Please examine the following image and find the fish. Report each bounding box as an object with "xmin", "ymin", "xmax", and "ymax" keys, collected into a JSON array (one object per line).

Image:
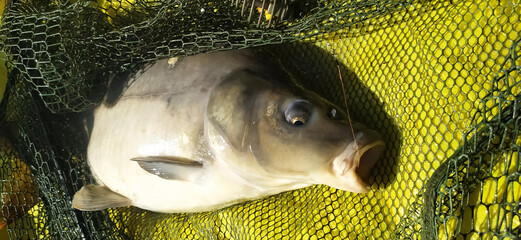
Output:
[{"xmin": 72, "ymin": 48, "xmax": 385, "ymax": 213}]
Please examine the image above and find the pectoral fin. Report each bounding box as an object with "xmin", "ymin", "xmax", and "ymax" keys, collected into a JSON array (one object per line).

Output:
[
  {"xmin": 72, "ymin": 185, "xmax": 131, "ymax": 211},
  {"xmin": 131, "ymin": 156, "xmax": 203, "ymax": 181}
]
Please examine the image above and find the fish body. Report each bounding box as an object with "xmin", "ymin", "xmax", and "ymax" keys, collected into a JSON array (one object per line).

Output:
[{"xmin": 73, "ymin": 48, "xmax": 385, "ymax": 213}]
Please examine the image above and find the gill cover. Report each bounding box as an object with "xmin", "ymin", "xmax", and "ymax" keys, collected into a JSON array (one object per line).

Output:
[{"xmin": 205, "ymin": 70, "xmax": 269, "ymax": 163}]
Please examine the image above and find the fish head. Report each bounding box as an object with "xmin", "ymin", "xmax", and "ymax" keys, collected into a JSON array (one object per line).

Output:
[
  {"xmin": 250, "ymin": 84, "xmax": 385, "ymax": 193},
  {"xmin": 206, "ymin": 57, "xmax": 385, "ymax": 194}
]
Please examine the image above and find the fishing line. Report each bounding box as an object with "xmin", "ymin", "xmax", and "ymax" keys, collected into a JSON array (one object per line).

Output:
[{"xmin": 336, "ymin": 64, "xmax": 360, "ymax": 168}]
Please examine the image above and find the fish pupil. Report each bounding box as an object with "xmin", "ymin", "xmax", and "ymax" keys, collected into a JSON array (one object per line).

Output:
[
  {"xmin": 293, "ymin": 120, "xmax": 304, "ymax": 126},
  {"xmin": 290, "ymin": 116, "xmax": 307, "ymax": 126}
]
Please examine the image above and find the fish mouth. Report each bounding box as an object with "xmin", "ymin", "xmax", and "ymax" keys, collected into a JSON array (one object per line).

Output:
[
  {"xmin": 330, "ymin": 131, "xmax": 385, "ymax": 192},
  {"xmin": 348, "ymin": 140, "xmax": 386, "ymax": 181}
]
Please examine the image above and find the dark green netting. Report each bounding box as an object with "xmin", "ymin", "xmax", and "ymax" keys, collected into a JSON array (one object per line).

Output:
[{"xmin": 0, "ymin": 0, "xmax": 520, "ymax": 239}]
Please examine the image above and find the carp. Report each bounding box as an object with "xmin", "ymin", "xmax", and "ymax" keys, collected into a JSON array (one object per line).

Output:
[{"xmin": 72, "ymin": 48, "xmax": 385, "ymax": 213}]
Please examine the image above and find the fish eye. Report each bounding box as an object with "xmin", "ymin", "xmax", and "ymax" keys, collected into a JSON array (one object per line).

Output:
[{"xmin": 284, "ymin": 100, "xmax": 312, "ymax": 126}]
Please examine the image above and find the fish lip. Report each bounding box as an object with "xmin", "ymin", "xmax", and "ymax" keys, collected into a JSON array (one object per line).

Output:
[
  {"xmin": 350, "ymin": 140, "xmax": 385, "ymax": 181},
  {"xmin": 333, "ymin": 140, "xmax": 386, "ymax": 182}
]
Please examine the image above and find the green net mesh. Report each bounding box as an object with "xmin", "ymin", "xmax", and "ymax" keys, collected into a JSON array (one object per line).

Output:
[{"xmin": 0, "ymin": 0, "xmax": 520, "ymax": 239}]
